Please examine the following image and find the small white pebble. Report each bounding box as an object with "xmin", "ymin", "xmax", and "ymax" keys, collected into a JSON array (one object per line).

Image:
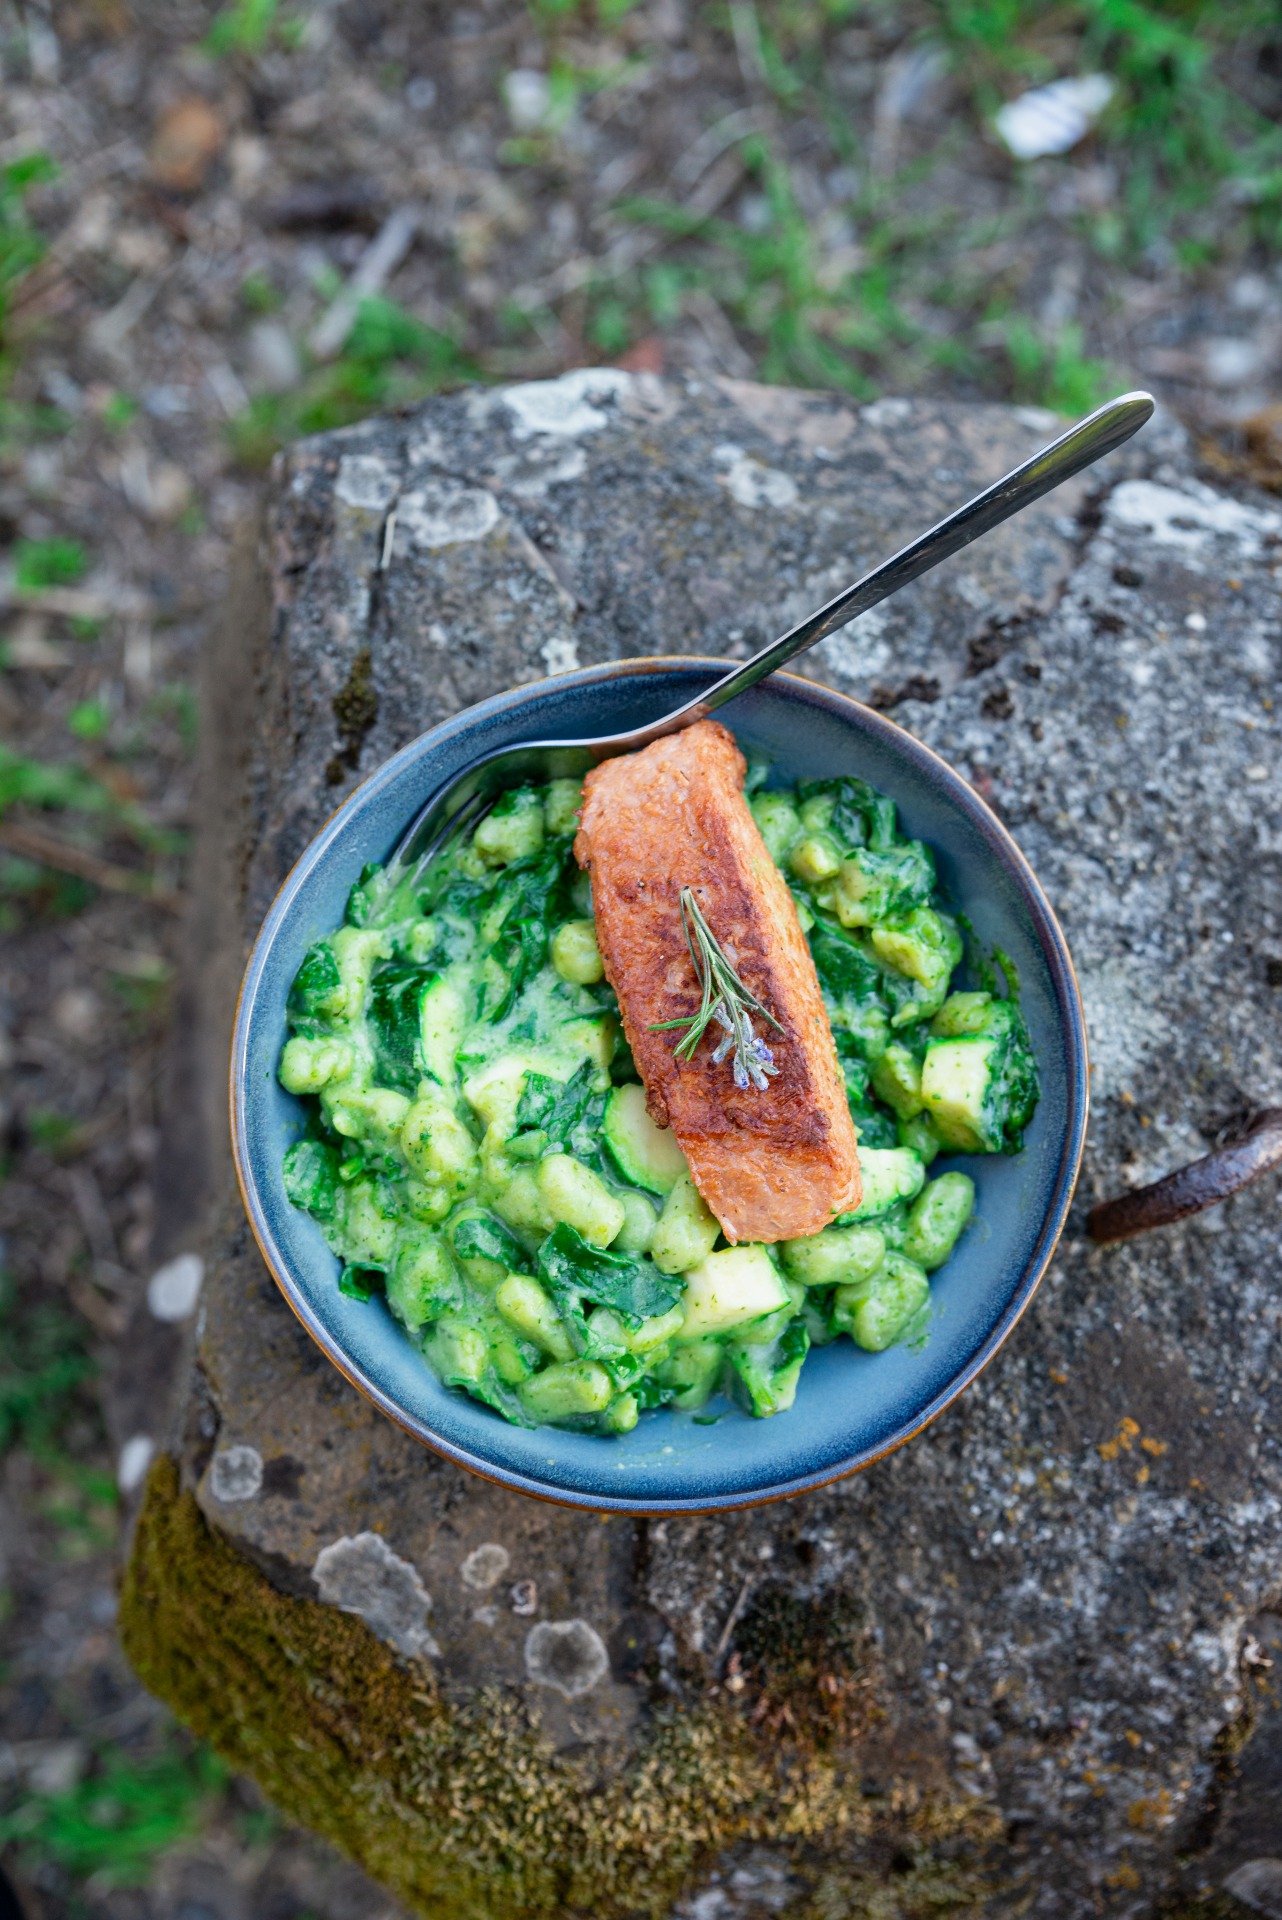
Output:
[
  {"xmin": 147, "ymin": 1252, "xmax": 204, "ymax": 1322},
  {"xmin": 460, "ymin": 1543, "xmax": 511, "ymax": 1590},
  {"xmin": 1185, "ymin": 611, "xmax": 1207, "ymax": 632},
  {"xmin": 1246, "ymin": 765, "xmax": 1268, "ymax": 782},
  {"xmin": 209, "ymin": 1443, "xmax": 263, "ymax": 1503},
  {"xmin": 117, "ymin": 1434, "xmax": 155, "ymax": 1494}
]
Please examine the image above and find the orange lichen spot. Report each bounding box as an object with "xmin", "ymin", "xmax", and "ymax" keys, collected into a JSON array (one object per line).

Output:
[
  {"xmin": 1120, "ymin": 1090, "xmax": 1135, "ymax": 1106},
  {"xmin": 1050, "ymin": 1369, "xmax": 1068, "ymax": 1385},
  {"xmin": 1136, "ymin": 1464, "xmax": 1150, "ymax": 1486},
  {"xmin": 1098, "ymin": 1417, "xmax": 1140, "ymax": 1462},
  {"xmin": 1227, "ymin": 577, "xmax": 1241, "ymax": 590},
  {"xmin": 1127, "ymin": 1790, "xmax": 1173, "ymax": 1832},
  {"xmin": 1124, "ymin": 1730, "xmax": 1142, "ymax": 1748},
  {"xmin": 1106, "ymin": 1862, "xmax": 1142, "ymax": 1892},
  {"xmin": 1139, "ymin": 1437, "xmax": 1168, "ymax": 1456}
]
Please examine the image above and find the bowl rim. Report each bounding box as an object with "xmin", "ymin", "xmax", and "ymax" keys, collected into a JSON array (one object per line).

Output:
[{"xmin": 230, "ymin": 656, "xmax": 1089, "ymax": 1515}]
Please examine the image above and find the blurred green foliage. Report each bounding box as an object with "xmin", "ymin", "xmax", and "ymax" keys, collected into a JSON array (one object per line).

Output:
[
  {"xmin": 229, "ymin": 294, "xmax": 477, "ymax": 468},
  {"xmin": 205, "ymin": 0, "xmax": 303, "ymax": 57},
  {"xmin": 0, "ymin": 1742, "xmax": 228, "ymax": 1885},
  {"xmin": 0, "ymin": 1268, "xmax": 95, "ymax": 1457},
  {"xmin": 496, "ymin": 0, "xmax": 1278, "ymax": 410},
  {"xmin": 13, "ymin": 535, "xmax": 88, "ymax": 591},
  {"xmin": 0, "ymin": 152, "xmax": 56, "ymax": 344}
]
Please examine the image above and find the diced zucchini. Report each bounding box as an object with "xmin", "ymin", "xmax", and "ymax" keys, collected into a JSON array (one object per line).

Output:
[
  {"xmin": 536, "ymin": 1153, "xmax": 625, "ymax": 1249},
  {"xmin": 780, "ymin": 1223, "xmax": 886, "ymax": 1288},
  {"xmin": 495, "ymin": 1273, "xmax": 575, "ymax": 1361},
  {"xmin": 847, "ymin": 1146, "xmax": 927, "ymax": 1219},
  {"xmin": 603, "ymin": 1391, "xmax": 639, "ymax": 1434},
  {"xmin": 602, "ymin": 1083, "xmax": 688, "ymax": 1196},
  {"xmin": 518, "ymin": 1360, "xmax": 613, "ymax": 1422},
  {"xmin": 869, "ymin": 907, "xmax": 960, "ymax": 993},
  {"xmin": 930, "ymin": 991, "xmax": 992, "ymax": 1037},
  {"xmin": 677, "ymin": 1245, "xmax": 789, "ymax": 1341},
  {"xmin": 419, "ymin": 977, "xmax": 465, "ymax": 1085},
  {"xmin": 727, "ymin": 1320, "xmax": 809, "ymax": 1417},
  {"xmin": 869, "ymin": 1042, "xmax": 924, "ymax": 1119},
  {"xmin": 649, "ymin": 1173, "xmax": 720, "ymax": 1276},
  {"xmin": 551, "ymin": 919, "xmax": 604, "ymax": 985},
  {"xmin": 657, "ymin": 1340, "xmax": 724, "ymax": 1410},
  {"xmin": 919, "ymin": 1036, "xmax": 998, "ymax": 1153},
  {"xmin": 821, "ymin": 843, "xmax": 933, "ymax": 930},
  {"xmin": 732, "ymin": 1280, "xmax": 804, "ymax": 1345},
  {"xmin": 559, "ymin": 1014, "xmax": 616, "ymax": 1072}
]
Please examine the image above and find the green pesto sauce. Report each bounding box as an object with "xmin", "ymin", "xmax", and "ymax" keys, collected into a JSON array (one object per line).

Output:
[{"xmin": 278, "ymin": 768, "xmax": 1039, "ymax": 1433}]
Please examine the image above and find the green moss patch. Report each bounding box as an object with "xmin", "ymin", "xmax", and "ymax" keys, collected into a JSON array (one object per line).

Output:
[{"xmin": 121, "ymin": 1456, "xmax": 1001, "ymax": 1919}]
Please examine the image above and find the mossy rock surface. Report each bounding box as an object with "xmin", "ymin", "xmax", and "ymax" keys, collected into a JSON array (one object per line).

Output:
[
  {"xmin": 122, "ymin": 1455, "xmax": 1002, "ymax": 1920},
  {"xmin": 123, "ymin": 374, "xmax": 1282, "ymax": 1917}
]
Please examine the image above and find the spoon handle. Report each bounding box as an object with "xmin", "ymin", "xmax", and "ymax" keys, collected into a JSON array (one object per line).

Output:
[{"xmin": 618, "ymin": 389, "xmax": 1154, "ymax": 751}]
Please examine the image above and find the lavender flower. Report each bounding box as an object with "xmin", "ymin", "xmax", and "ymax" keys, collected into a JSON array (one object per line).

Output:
[{"xmin": 648, "ymin": 889, "xmax": 784, "ymax": 1092}]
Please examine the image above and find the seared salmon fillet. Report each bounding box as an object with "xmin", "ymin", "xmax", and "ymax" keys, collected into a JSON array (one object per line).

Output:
[{"xmin": 575, "ymin": 720, "xmax": 861, "ymax": 1243}]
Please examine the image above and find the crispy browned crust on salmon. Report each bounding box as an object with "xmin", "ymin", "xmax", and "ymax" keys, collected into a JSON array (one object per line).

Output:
[{"xmin": 574, "ymin": 719, "xmax": 861, "ymax": 1243}]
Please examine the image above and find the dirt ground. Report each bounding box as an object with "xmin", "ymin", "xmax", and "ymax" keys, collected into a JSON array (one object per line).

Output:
[{"xmin": 1, "ymin": 1, "xmax": 1279, "ymax": 1914}]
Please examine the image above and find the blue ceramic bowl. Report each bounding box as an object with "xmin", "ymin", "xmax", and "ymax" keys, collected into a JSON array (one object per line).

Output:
[{"xmin": 232, "ymin": 660, "xmax": 1087, "ymax": 1514}]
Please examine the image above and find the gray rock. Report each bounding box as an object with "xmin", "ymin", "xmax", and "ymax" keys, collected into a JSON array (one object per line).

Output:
[{"xmin": 130, "ymin": 372, "xmax": 1282, "ymax": 1916}]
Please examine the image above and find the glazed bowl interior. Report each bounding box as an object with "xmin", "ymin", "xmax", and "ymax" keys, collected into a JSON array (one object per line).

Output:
[{"xmin": 232, "ymin": 660, "xmax": 1087, "ymax": 1513}]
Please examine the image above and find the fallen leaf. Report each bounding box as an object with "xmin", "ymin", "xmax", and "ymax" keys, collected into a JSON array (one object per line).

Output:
[{"xmin": 149, "ymin": 96, "xmax": 224, "ymax": 194}]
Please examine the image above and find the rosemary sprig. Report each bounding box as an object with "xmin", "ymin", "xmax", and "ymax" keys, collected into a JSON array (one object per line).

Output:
[{"xmin": 648, "ymin": 887, "xmax": 784, "ymax": 1091}]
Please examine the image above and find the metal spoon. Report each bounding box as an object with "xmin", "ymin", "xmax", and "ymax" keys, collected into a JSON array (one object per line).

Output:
[{"xmin": 391, "ymin": 389, "xmax": 1154, "ymax": 874}]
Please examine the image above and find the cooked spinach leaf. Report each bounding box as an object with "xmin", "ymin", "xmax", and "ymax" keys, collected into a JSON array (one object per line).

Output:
[
  {"xmin": 283, "ymin": 1138, "xmax": 341, "ymax": 1219},
  {"xmin": 368, "ymin": 962, "xmax": 435, "ymax": 1090},
  {"xmin": 515, "ymin": 1059, "xmax": 607, "ymax": 1157},
  {"xmin": 451, "ymin": 1211, "xmax": 528, "ymax": 1273},
  {"xmin": 289, "ymin": 941, "xmax": 342, "ymax": 1017},
  {"xmin": 537, "ymin": 1223, "xmax": 683, "ymax": 1348}
]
